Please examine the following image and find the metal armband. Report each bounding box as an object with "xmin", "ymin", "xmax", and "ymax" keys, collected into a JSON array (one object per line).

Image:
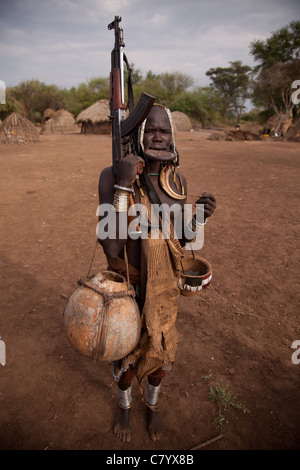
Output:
[
  {"xmin": 113, "ymin": 188, "xmax": 130, "ymax": 212},
  {"xmin": 186, "ymin": 215, "xmax": 207, "ymax": 236}
]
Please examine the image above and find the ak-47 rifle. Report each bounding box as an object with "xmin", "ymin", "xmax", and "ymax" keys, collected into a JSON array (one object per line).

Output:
[
  {"xmin": 108, "ymin": 16, "xmax": 155, "ymax": 236},
  {"xmin": 108, "ymin": 16, "xmax": 155, "ymax": 180}
]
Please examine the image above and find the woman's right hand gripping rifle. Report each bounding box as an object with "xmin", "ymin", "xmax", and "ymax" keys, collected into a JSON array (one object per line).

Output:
[{"xmin": 118, "ymin": 154, "xmax": 145, "ymax": 189}]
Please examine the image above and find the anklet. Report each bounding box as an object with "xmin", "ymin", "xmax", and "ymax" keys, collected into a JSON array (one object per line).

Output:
[
  {"xmin": 119, "ymin": 403, "xmax": 131, "ymax": 410},
  {"xmin": 146, "ymin": 382, "xmax": 161, "ymax": 408},
  {"xmin": 118, "ymin": 386, "xmax": 132, "ymax": 409},
  {"xmin": 144, "ymin": 400, "xmax": 160, "ymax": 412}
]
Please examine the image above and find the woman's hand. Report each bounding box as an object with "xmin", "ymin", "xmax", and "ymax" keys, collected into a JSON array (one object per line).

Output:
[{"xmin": 118, "ymin": 154, "xmax": 145, "ymax": 187}]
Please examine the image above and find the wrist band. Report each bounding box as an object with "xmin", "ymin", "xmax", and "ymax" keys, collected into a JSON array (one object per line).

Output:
[
  {"xmin": 114, "ymin": 184, "xmax": 134, "ymax": 194},
  {"xmin": 186, "ymin": 220, "xmax": 197, "ymax": 238},
  {"xmin": 192, "ymin": 214, "xmax": 207, "ymax": 228},
  {"xmin": 113, "ymin": 189, "xmax": 130, "ymax": 212},
  {"xmin": 186, "ymin": 216, "xmax": 206, "ymax": 234}
]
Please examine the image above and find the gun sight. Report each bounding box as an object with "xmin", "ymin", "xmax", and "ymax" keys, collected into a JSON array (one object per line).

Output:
[{"xmin": 108, "ymin": 16, "xmax": 122, "ymax": 30}]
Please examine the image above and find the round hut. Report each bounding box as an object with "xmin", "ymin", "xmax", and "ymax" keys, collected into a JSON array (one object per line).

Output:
[
  {"xmin": 285, "ymin": 118, "xmax": 300, "ymax": 142},
  {"xmin": 76, "ymin": 99, "xmax": 111, "ymax": 134},
  {"xmin": 0, "ymin": 113, "xmax": 40, "ymax": 143},
  {"xmin": 41, "ymin": 108, "xmax": 55, "ymax": 128},
  {"xmin": 171, "ymin": 111, "xmax": 192, "ymax": 132},
  {"xmin": 41, "ymin": 108, "xmax": 79, "ymax": 134},
  {"xmin": 262, "ymin": 114, "xmax": 293, "ymax": 137}
]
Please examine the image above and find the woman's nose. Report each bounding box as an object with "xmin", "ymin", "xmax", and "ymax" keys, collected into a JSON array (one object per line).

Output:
[{"xmin": 153, "ymin": 130, "xmax": 162, "ymax": 140}]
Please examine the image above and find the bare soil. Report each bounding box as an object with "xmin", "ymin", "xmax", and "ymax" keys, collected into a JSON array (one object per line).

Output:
[{"xmin": 0, "ymin": 129, "xmax": 299, "ymax": 450}]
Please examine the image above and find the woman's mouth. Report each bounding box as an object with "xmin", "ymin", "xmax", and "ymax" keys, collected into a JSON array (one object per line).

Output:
[{"xmin": 144, "ymin": 148, "xmax": 176, "ymax": 162}]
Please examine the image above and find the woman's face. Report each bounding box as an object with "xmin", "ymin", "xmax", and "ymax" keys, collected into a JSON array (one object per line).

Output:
[{"xmin": 143, "ymin": 107, "xmax": 172, "ymax": 153}]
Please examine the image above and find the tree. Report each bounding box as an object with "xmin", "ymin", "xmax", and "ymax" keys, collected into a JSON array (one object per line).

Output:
[
  {"xmin": 206, "ymin": 61, "xmax": 252, "ymax": 122},
  {"xmin": 250, "ymin": 22, "xmax": 300, "ymax": 118},
  {"xmin": 63, "ymin": 77, "xmax": 110, "ymax": 116},
  {"xmin": 0, "ymin": 89, "xmax": 23, "ymax": 121},
  {"xmin": 159, "ymin": 72, "xmax": 194, "ymax": 101},
  {"xmin": 134, "ymin": 73, "xmax": 168, "ymax": 105},
  {"xmin": 9, "ymin": 80, "xmax": 66, "ymax": 122},
  {"xmin": 133, "ymin": 70, "xmax": 194, "ymax": 107},
  {"xmin": 252, "ymin": 60, "xmax": 300, "ymax": 116},
  {"xmin": 169, "ymin": 87, "xmax": 222, "ymax": 127},
  {"xmin": 87, "ymin": 77, "xmax": 110, "ymax": 97},
  {"xmin": 250, "ymin": 21, "xmax": 300, "ymax": 70}
]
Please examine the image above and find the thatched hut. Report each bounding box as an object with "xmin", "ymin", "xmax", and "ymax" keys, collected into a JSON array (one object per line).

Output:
[
  {"xmin": 0, "ymin": 113, "xmax": 40, "ymax": 143},
  {"xmin": 285, "ymin": 118, "xmax": 300, "ymax": 142},
  {"xmin": 41, "ymin": 109, "xmax": 79, "ymax": 134},
  {"xmin": 76, "ymin": 100, "xmax": 111, "ymax": 134},
  {"xmin": 171, "ymin": 111, "xmax": 192, "ymax": 132},
  {"xmin": 262, "ymin": 114, "xmax": 293, "ymax": 137},
  {"xmin": 41, "ymin": 108, "xmax": 56, "ymax": 125}
]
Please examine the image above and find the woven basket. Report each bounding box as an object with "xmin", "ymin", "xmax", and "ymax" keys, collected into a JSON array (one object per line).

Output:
[{"xmin": 176, "ymin": 256, "xmax": 212, "ymax": 296}]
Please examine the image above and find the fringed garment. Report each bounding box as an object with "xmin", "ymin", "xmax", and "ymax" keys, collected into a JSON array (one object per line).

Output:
[{"xmin": 106, "ymin": 185, "xmax": 184, "ymax": 392}]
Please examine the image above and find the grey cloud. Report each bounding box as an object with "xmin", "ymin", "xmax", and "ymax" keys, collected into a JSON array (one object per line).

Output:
[{"xmin": 0, "ymin": 0, "xmax": 299, "ymax": 88}]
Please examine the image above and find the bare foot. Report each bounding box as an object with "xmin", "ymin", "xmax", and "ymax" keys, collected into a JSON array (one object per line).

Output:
[
  {"xmin": 114, "ymin": 407, "xmax": 131, "ymax": 442},
  {"xmin": 147, "ymin": 408, "xmax": 163, "ymax": 441}
]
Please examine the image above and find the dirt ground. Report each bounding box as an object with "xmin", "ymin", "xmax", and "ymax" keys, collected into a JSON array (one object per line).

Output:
[{"xmin": 0, "ymin": 128, "xmax": 299, "ymax": 451}]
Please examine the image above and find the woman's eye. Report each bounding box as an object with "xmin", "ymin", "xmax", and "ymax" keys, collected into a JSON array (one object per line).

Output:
[{"xmin": 144, "ymin": 129, "xmax": 170, "ymax": 134}]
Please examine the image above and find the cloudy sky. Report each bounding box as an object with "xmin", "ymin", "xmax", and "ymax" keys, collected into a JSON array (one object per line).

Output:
[{"xmin": 1, "ymin": 0, "xmax": 299, "ymax": 90}]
